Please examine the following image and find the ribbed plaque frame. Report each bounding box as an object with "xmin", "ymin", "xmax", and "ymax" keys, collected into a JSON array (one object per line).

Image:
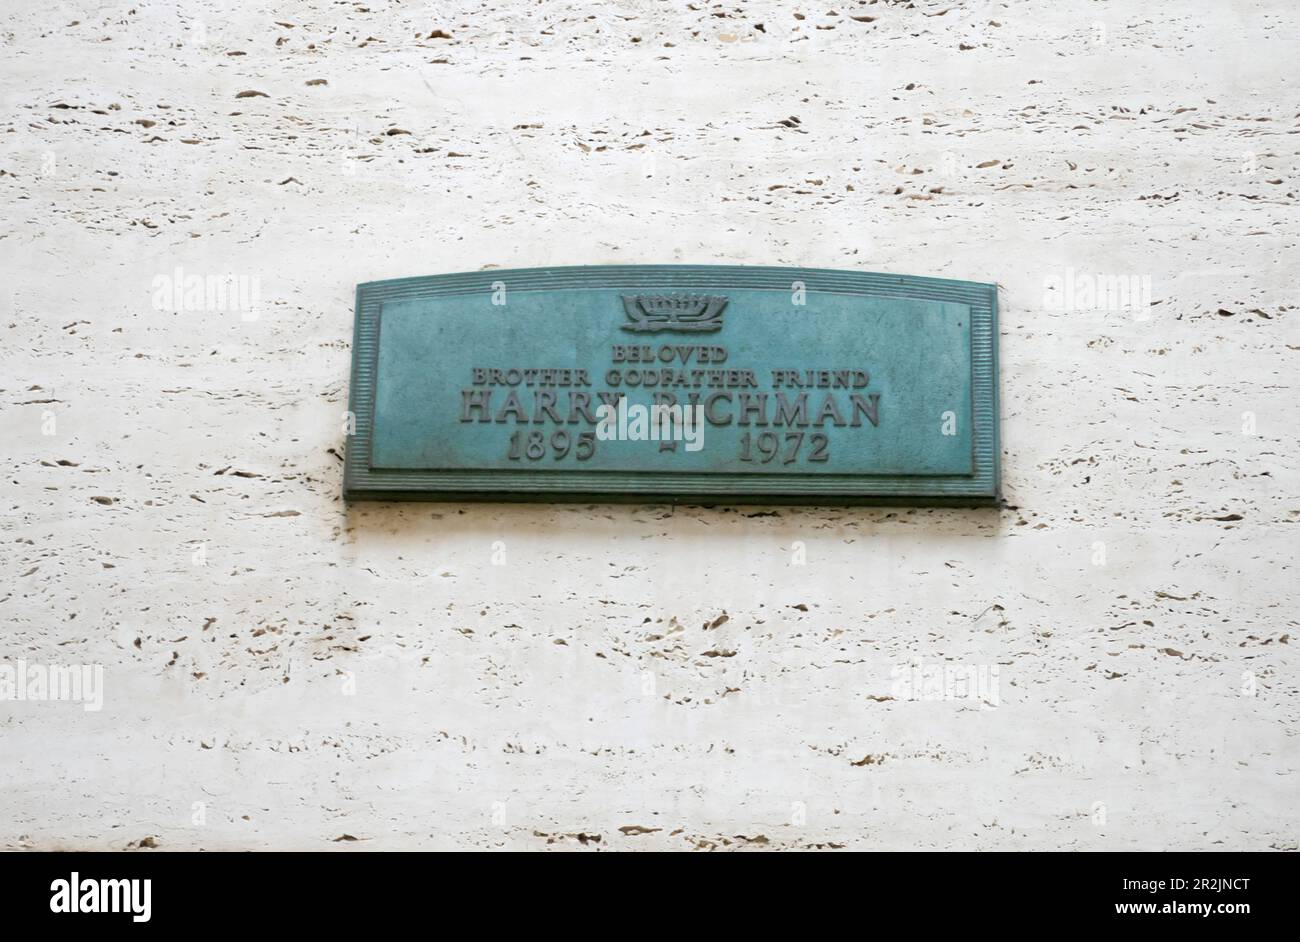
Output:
[{"xmin": 344, "ymin": 265, "xmax": 1000, "ymax": 505}]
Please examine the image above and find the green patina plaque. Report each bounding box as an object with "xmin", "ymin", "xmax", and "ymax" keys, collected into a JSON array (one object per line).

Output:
[{"xmin": 344, "ymin": 265, "xmax": 1000, "ymax": 504}]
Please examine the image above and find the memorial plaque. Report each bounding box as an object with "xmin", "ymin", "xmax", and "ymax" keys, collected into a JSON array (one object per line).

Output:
[{"xmin": 344, "ymin": 266, "xmax": 1000, "ymax": 504}]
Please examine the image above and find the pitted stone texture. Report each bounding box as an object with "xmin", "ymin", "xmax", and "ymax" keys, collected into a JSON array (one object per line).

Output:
[{"xmin": 0, "ymin": 1, "xmax": 1295, "ymax": 850}]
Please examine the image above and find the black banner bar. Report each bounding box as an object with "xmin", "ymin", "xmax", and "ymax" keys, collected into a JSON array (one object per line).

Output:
[{"xmin": 0, "ymin": 851, "xmax": 1288, "ymax": 930}]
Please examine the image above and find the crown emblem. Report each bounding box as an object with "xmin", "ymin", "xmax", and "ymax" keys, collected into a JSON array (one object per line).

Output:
[{"xmin": 620, "ymin": 294, "xmax": 727, "ymax": 333}]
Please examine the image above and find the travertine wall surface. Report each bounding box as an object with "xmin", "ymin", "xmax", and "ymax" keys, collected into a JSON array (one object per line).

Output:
[{"xmin": 1, "ymin": 1, "xmax": 1296, "ymax": 850}]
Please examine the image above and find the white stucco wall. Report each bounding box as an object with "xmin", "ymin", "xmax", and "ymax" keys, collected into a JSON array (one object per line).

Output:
[{"xmin": 2, "ymin": 0, "xmax": 1296, "ymax": 850}]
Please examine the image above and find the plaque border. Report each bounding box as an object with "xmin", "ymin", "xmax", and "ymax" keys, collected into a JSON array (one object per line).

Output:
[{"xmin": 344, "ymin": 265, "xmax": 1000, "ymax": 506}]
